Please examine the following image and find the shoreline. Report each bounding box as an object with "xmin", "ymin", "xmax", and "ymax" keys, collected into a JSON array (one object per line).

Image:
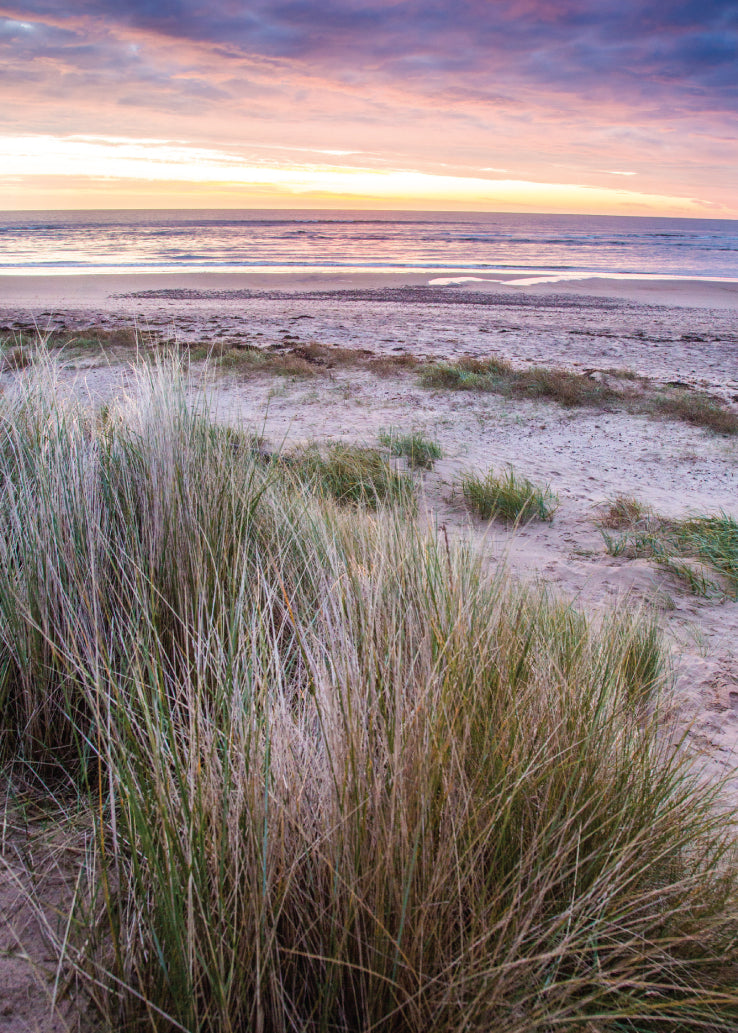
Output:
[{"xmin": 2, "ymin": 269, "xmax": 738, "ymax": 310}]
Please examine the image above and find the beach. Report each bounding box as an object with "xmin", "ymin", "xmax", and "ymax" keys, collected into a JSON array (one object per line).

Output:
[
  {"xmin": 2, "ymin": 269, "xmax": 738, "ymax": 1030},
  {"xmin": 2, "ymin": 269, "xmax": 737, "ymax": 772}
]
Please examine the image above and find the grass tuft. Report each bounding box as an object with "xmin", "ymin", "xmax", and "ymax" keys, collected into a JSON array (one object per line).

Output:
[
  {"xmin": 287, "ymin": 442, "xmax": 415, "ymax": 507},
  {"xmin": 378, "ymin": 427, "xmax": 442, "ymax": 468},
  {"xmin": 598, "ymin": 497, "xmax": 738, "ymax": 598},
  {"xmin": 462, "ymin": 465, "xmax": 558, "ymax": 523},
  {"xmin": 598, "ymin": 494, "xmax": 650, "ymax": 530}
]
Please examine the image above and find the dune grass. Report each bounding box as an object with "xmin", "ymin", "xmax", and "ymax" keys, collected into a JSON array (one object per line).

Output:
[
  {"xmin": 378, "ymin": 427, "xmax": 443, "ymax": 469},
  {"xmin": 420, "ymin": 357, "xmax": 738, "ymax": 434},
  {"xmin": 214, "ymin": 341, "xmax": 419, "ymax": 379},
  {"xmin": 419, "ymin": 357, "xmax": 620, "ymax": 407},
  {"xmin": 650, "ymin": 390, "xmax": 738, "ymax": 435},
  {"xmin": 6, "ymin": 331, "xmax": 737, "ymax": 436},
  {"xmin": 0, "ymin": 356, "xmax": 737, "ymax": 1031},
  {"xmin": 286, "ymin": 441, "xmax": 415, "ymax": 507},
  {"xmin": 1, "ymin": 325, "xmax": 150, "ymax": 360},
  {"xmin": 216, "ymin": 343, "xmax": 321, "ymax": 377},
  {"xmin": 598, "ymin": 496, "xmax": 738, "ymax": 598},
  {"xmin": 462, "ymin": 465, "xmax": 559, "ymax": 523}
]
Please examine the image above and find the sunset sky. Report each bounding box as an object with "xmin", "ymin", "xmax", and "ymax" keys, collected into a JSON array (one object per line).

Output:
[{"xmin": 0, "ymin": 1, "xmax": 736, "ymax": 215}]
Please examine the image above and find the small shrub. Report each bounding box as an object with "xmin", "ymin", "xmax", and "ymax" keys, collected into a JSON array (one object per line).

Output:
[
  {"xmin": 462, "ymin": 466, "xmax": 558, "ymax": 523},
  {"xmin": 378, "ymin": 428, "xmax": 442, "ymax": 469}
]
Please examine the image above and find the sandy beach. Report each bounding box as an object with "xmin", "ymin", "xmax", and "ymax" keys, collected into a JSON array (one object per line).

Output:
[
  {"xmin": 2, "ymin": 269, "xmax": 737, "ymax": 756},
  {"xmin": 3, "ymin": 270, "xmax": 738, "ymax": 391},
  {"xmin": 2, "ymin": 270, "xmax": 738, "ymax": 1030}
]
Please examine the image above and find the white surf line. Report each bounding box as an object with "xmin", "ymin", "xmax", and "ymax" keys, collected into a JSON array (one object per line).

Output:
[{"xmin": 428, "ymin": 272, "xmax": 738, "ymax": 287}]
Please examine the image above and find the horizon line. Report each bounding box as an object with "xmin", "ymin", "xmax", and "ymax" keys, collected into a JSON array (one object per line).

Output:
[{"xmin": 2, "ymin": 206, "xmax": 737, "ymax": 223}]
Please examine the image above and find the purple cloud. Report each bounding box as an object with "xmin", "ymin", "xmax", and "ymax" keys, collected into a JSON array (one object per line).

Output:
[{"xmin": 1, "ymin": 0, "xmax": 736, "ymax": 114}]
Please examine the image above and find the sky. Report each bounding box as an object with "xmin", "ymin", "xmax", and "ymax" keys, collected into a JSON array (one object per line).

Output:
[{"xmin": 0, "ymin": 0, "xmax": 737, "ymax": 215}]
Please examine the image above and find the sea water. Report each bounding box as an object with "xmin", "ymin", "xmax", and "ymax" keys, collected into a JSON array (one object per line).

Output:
[{"xmin": 0, "ymin": 209, "xmax": 737, "ymax": 280}]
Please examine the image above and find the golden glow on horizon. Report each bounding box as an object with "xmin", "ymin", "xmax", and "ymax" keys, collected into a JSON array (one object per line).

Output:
[{"xmin": 0, "ymin": 135, "xmax": 726, "ymax": 216}]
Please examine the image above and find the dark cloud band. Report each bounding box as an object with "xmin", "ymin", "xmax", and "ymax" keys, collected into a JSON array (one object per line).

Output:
[{"xmin": 2, "ymin": 0, "xmax": 737, "ymax": 112}]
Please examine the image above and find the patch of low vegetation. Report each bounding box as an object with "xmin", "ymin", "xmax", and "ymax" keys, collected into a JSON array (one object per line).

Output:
[
  {"xmin": 366, "ymin": 352, "xmax": 419, "ymax": 374},
  {"xmin": 462, "ymin": 465, "xmax": 558, "ymax": 523},
  {"xmin": 651, "ymin": 389, "xmax": 738, "ymax": 435},
  {"xmin": 419, "ymin": 357, "xmax": 618, "ymax": 407},
  {"xmin": 512, "ymin": 366, "xmax": 620, "ymax": 406},
  {"xmin": 1, "ymin": 326, "xmax": 164, "ymax": 368},
  {"xmin": 64, "ymin": 326, "xmax": 143, "ymax": 352},
  {"xmin": 378, "ymin": 427, "xmax": 443, "ymax": 468},
  {"xmin": 217, "ymin": 344, "xmax": 319, "ymax": 377},
  {"xmin": 420, "ymin": 357, "xmax": 738, "ymax": 435},
  {"xmin": 598, "ymin": 495, "xmax": 738, "ymax": 598},
  {"xmin": 287, "ymin": 442, "xmax": 415, "ymax": 507},
  {"xmin": 419, "ymin": 355, "xmax": 514, "ymax": 390},
  {"xmin": 213, "ymin": 340, "xmax": 422, "ymax": 379},
  {"xmin": 1, "ymin": 355, "xmax": 738, "ymax": 1032}
]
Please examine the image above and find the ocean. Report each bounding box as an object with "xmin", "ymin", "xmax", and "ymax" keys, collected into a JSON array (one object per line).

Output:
[{"xmin": 0, "ymin": 209, "xmax": 737, "ymax": 281}]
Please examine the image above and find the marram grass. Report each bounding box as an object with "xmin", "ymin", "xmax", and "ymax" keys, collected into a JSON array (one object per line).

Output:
[
  {"xmin": 599, "ymin": 495, "xmax": 738, "ymax": 599},
  {"xmin": 0, "ymin": 354, "xmax": 737, "ymax": 1032},
  {"xmin": 378, "ymin": 427, "xmax": 443, "ymax": 469},
  {"xmin": 462, "ymin": 465, "xmax": 559, "ymax": 523}
]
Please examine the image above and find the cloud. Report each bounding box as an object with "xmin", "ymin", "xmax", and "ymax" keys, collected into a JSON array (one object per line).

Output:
[
  {"xmin": 0, "ymin": 2, "xmax": 736, "ymax": 213},
  {"xmin": 0, "ymin": 133, "xmax": 717, "ymax": 215},
  {"xmin": 2, "ymin": 1, "xmax": 737, "ymax": 113}
]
